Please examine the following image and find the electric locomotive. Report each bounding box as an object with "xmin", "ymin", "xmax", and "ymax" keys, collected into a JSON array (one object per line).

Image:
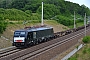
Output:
[{"xmin": 12, "ymin": 26, "xmax": 54, "ymax": 47}]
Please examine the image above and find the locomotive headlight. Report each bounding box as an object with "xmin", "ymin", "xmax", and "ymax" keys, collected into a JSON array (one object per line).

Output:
[{"xmin": 32, "ymin": 41, "xmax": 33, "ymax": 42}]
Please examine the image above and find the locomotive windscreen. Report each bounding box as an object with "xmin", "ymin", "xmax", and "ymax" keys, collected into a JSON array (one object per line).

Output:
[{"xmin": 14, "ymin": 31, "xmax": 26, "ymax": 37}]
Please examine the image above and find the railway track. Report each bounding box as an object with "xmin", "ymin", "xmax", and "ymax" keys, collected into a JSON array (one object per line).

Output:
[
  {"xmin": 0, "ymin": 46, "xmax": 17, "ymax": 55},
  {"xmin": 15, "ymin": 30, "xmax": 85, "ymax": 60},
  {"xmin": 0, "ymin": 26, "xmax": 90, "ymax": 60},
  {"xmin": 0, "ymin": 46, "xmax": 24, "ymax": 59},
  {"xmin": 0, "ymin": 49, "xmax": 22, "ymax": 58},
  {"xmin": 0, "ymin": 46, "xmax": 16, "ymax": 54}
]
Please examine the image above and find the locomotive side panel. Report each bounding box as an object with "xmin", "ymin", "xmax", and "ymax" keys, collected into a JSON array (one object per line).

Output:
[
  {"xmin": 32, "ymin": 28, "xmax": 54, "ymax": 43},
  {"xmin": 36, "ymin": 28, "xmax": 54, "ymax": 38}
]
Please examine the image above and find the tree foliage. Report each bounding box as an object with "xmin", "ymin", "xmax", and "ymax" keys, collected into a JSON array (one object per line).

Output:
[
  {"xmin": 37, "ymin": 4, "xmax": 60, "ymax": 19},
  {"xmin": 56, "ymin": 15, "xmax": 73, "ymax": 26},
  {"xmin": 0, "ymin": 0, "xmax": 90, "ymax": 16},
  {"xmin": 0, "ymin": 0, "xmax": 90, "ymax": 26}
]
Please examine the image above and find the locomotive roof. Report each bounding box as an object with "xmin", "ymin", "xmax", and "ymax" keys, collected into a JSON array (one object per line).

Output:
[{"xmin": 15, "ymin": 26, "xmax": 53, "ymax": 32}]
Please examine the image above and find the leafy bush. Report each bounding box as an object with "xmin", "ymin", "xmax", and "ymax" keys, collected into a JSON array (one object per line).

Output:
[
  {"xmin": 82, "ymin": 36, "xmax": 90, "ymax": 43},
  {"xmin": 25, "ymin": 10, "xmax": 32, "ymax": 15},
  {"xmin": 56, "ymin": 15, "xmax": 73, "ymax": 26},
  {"xmin": 0, "ymin": 21, "xmax": 8, "ymax": 34},
  {"xmin": 0, "ymin": 8, "xmax": 31, "ymax": 20},
  {"xmin": 0, "ymin": 8, "xmax": 41, "ymax": 20}
]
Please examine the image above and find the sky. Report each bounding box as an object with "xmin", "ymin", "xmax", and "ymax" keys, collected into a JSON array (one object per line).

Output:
[{"xmin": 65, "ymin": 0, "xmax": 90, "ymax": 8}]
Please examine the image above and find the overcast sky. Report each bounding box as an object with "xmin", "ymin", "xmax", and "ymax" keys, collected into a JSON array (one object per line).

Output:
[{"xmin": 65, "ymin": 0, "xmax": 90, "ymax": 8}]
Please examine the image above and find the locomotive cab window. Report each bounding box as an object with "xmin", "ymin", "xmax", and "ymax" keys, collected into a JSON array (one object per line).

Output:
[
  {"xmin": 14, "ymin": 31, "xmax": 26, "ymax": 37},
  {"xmin": 20, "ymin": 32, "xmax": 25, "ymax": 37}
]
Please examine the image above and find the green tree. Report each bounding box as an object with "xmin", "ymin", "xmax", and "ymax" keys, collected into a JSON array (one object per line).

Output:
[
  {"xmin": 11, "ymin": 0, "xmax": 28, "ymax": 10},
  {"xmin": 56, "ymin": 15, "xmax": 73, "ymax": 26},
  {"xmin": 37, "ymin": 4, "xmax": 60, "ymax": 19}
]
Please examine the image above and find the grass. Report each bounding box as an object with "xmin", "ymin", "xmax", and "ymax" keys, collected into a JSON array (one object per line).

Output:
[
  {"xmin": 44, "ymin": 20, "xmax": 60, "ymax": 25},
  {"xmin": 0, "ymin": 38, "xmax": 12, "ymax": 49},
  {"xmin": 68, "ymin": 57, "xmax": 77, "ymax": 60},
  {"xmin": 68, "ymin": 22, "xmax": 84, "ymax": 29},
  {"xmin": 68, "ymin": 43, "xmax": 90, "ymax": 60}
]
